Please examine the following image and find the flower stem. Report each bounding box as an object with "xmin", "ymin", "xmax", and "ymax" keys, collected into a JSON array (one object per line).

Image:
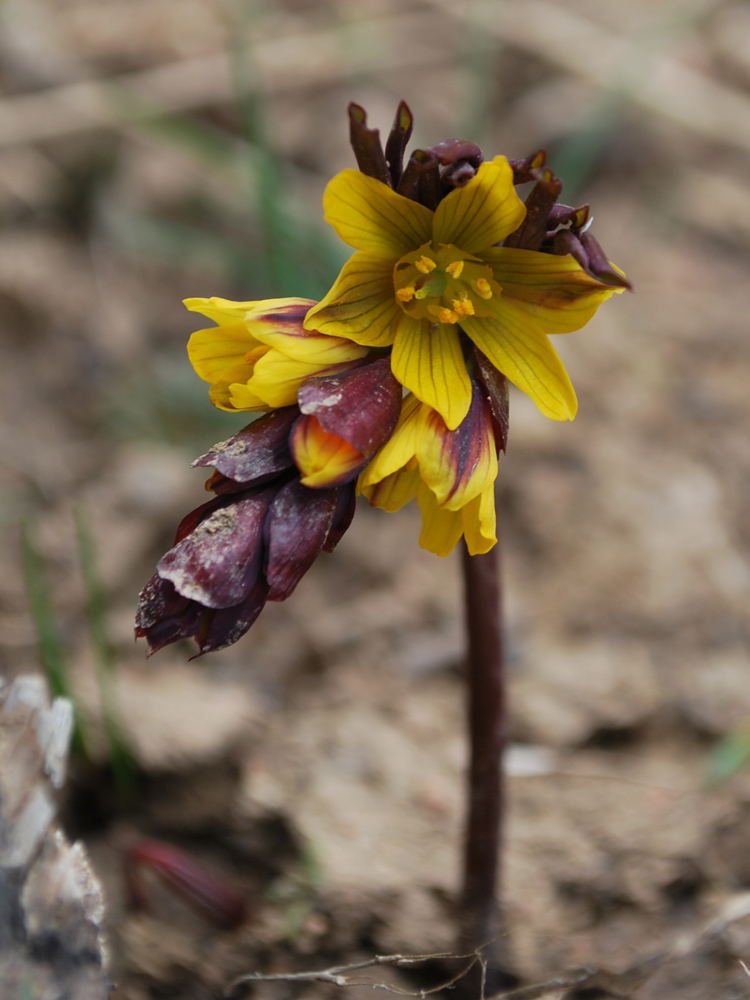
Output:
[{"xmin": 459, "ymin": 539, "xmax": 506, "ymax": 962}]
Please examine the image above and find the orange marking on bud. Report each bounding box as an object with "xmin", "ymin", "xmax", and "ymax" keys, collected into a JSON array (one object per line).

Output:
[{"xmin": 292, "ymin": 415, "xmax": 364, "ymax": 488}]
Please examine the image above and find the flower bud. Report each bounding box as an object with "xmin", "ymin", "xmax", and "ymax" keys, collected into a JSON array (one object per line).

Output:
[
  {"xmin": 136, "ymin": 414, "xmax": 360, "ymax": 655},
  {"xmin": 290, "ymin": 358, "xmax": 402, "ymax": 488}
]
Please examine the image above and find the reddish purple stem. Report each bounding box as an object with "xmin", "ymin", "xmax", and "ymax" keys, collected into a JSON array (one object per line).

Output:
[
  {"xmin": 459, "ymin": 541, "xmax": 506, "ymax": 963},
  {"xmin": 124, "ymin": 838, "xmax": 247, "ymax": 930}
]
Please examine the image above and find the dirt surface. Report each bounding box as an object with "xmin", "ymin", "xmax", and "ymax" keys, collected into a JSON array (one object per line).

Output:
[{"xmin": 4, "ymin": 1, "xmax": 750, "ymax": 997}]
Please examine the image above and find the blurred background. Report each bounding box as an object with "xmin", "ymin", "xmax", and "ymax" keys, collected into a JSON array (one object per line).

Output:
[{"xmin": 4, "ymin": 0, "xmax": 750, "ymax": 996}]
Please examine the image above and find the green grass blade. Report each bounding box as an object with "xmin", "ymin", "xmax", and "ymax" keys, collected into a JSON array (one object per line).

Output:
[
  {"xmin": 74, "ymin": 508, "xmax": 137, "ymax": 802},
  {"xmin": 705, "ymin": 724, "xmax": 750, "ymax": 785},
  {"xmin": 20, "ymin": 519, "xmax": 87, "ymax": 756}
]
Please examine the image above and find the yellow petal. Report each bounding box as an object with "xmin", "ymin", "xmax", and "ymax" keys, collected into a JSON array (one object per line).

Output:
[
  {"xmin": 416, "ymin": 482, "xmax": 465, "ymax": 557},
  {"xmin": 225, "ymin": 381, "xmax": 272, "ymax": 412},
  {"xmin": 324, "ymin": 169, "xmax": 433, "ymax": 258},
  {"xmin": 187, "ymin": 324, "xmax": 265, "ymax": 384},
  {"xmin": 359, "ymin": 462, "xmax": 420, "ymax": 512},
  {"xmin": 480, "ymin": 247, "xmax": 622, "ymax": 333},
  {"xmin": 234, "ymin": 299, "xmax": 368, "ymax": 363},
  {"xmin": 304, "ymin": 252, "xmax": 401, "ymax": 347},
  {"xmin": 358, "ymin": 393, "xmax": 421, "ymax": 489},
  {"xmin": 461, "ymin": 483, "xmax": 497, "ymax": 555},
  {"xmin": 391, "ymin": 316, "xmax": 472, "ymax": 431},
  {"xmin": 291, "ymin": 415, "xmax": 365, "ymax": 489},
  {"xmin": 252, "ymin": 323, "xmax": 369, "ymax": 364},
  {"xmin": 432, "ymin": 157, "xmax": 526, "ymax": 255},
  {"xmin": 416, "ymin": 386, "xmax": 497, "ymax": 510},
  {"xmin": 201, "ymin": 361, "xmax": 259, "ymax": 411},
  {"xmin": 461, "ymin": 306, "xmax": 578, "ymax": 421},
  {"xmin": 248, "ymin": 350, "xmax": 360, "ymax": 408},
  {"xmin": 184, "ymin": 296, "xmax": 314, "ymax": 326}
]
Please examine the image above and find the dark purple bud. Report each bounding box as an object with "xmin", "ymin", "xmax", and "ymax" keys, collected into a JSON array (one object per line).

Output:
[
  {"xmin": 418, "ymin": 160, "xmax": 442, "ymax": 209},
  {"xmin": 324, "ymin": 484, "xmax": 356, "ymax": 553},
  {"xmin": 264, "ymin": 480, "xmax": 339, "ymax": 601},
  {"xmin": 509, "ymin": 150, "xmax": 546, "ymax": 184},
  {"xmin": 136, "ymin": 573, "xmax": 188, "ymax": 631},
  {"xmin": 192, "ymin": 578, "xmax": 269, "ymax": 657},
  {"xmin": 553, "ymin": 228, "xmax": 589, "ymax": 269},
  {"xmin": 157, "ymin": 492, "xmax": 272, "ymax": 609},
  {"xmin": 135, "ymin": 574, "xmax": 203, "ymax": 656},
  {"xmin": 202, "ymin": 471, "xmax": 248, "ymax": 497},
  {"xmin": 580, "ymin": 231, "xmax": 633, "ymax": 289},
  {"xmin": 503, "ymin": 167, "xmax": 563, "ymax": 251},
  {"xmin": 553, "ymin": 230, "xmax": 632, "ymax": 289},
  {"xmin": 298, "ymin": 357, "xmax": 402, "ymax": 461},
  {"xmin": 547, "ymin": 203, "xmax": 590, "ymax": 231},
  {"xmin": 193, "ymin": 407, "xmax": 298, "ymax": 486},
  {"xmin": 173, "ymin": 496, "xmax": 225, "ymax": 544},
  {"xmin": 473, "ymin": 348, "xmax": 509, "ymax": 454},
  {"xmin": 441, "ymin": 160, "xmax": 477, "ymax": 190},
  {"xmin": 348, "ymin": 103, "xmax": 390, "ymax": 186},
  {"xmin": 397, "ymin": 149, "xmax": 440, "ymax": 208},
  {"xmin": 428, "ymin": 139, "xmax": 483, "ymax": 168},
  {"xmin": 385, "ymin": 100, "xmax": 413, "ymax": 188}
]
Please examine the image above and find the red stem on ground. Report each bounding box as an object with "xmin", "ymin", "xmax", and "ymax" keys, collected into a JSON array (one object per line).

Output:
[
  {"xmin": 124, "ymin": 838, "xmax": 247, "ymax": 930},
  {"xmin": 459, "ymin": 540, "xmax": 506, "ymax": 961}
]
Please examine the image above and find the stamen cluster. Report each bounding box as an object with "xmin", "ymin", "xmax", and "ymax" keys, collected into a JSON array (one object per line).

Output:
[{"xmin": 394, "ymin": 243, "xmax": 495, "ymax": 324}]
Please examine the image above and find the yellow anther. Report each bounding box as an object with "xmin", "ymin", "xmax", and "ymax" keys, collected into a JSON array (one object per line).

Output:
[
  {"xmin": 415, "ymin": 255, "xmax": 437, "ymax": 274},
  {"xmin": 430, "ymin": 306, "xmax": 458, "ymax": 324},
  {"xmin": 474, "ymin": 278, "xmax": 493, "ymax": 300},
  {"xmin": 414, "ymin": 286, "xmax": 429, "ymax": 300},
  {"xmin": 396, "ymin": 285, "xmax": 416, "ymax": 302},
  {"xmin": 452, "ymin": 296, "xmax": 475, "ymax": 317},
  {"xmin": 446, "ymin": 260, "xmax": 465, "ymax": 279}
]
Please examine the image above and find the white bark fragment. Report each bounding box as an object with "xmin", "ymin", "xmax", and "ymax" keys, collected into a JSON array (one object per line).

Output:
[{"xmin": 0, "ymin": 674, "xmax": 111, "ymax": 999}]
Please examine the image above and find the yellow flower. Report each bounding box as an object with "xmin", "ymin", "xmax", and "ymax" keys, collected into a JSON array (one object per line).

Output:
[
  {"xmin": 358, "ymin": 385, "xmax": 498, "ymax": 557},
  {"xmin": 186, "ymin": 296, "xmax": 369, "ymax": 412},
  {"xmin": 305, "ymin": 157, "xmax": 623, "ymax": 430}
]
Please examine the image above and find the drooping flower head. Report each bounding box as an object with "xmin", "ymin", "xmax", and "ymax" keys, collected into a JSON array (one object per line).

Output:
[{"xmin": 137, "ymin": 102, "xmax": 628, "ymax": 656}]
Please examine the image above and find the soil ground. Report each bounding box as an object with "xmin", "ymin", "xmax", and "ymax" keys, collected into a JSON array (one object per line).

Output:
[{"xmin": 3, "ymin": 1, "xmax": 750, "ymax": 997}]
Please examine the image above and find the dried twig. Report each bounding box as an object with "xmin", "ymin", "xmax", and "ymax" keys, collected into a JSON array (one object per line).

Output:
[
  {"xmin": 228, "ymin": 891, "xmax": 750, "ymax": 1000},
  {"xmin": 227, "ymin": 950, "xmax": 482, "ymax": 998}
]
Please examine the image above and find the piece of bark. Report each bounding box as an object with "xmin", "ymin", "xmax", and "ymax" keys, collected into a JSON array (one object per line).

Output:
[{"xmin": 0, "ymin": 674, "xmax": 111, "ymax": 999}]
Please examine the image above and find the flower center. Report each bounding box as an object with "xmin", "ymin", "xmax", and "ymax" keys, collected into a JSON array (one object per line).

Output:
[{"xmin": 393, "ymin": 243, "xmax": 497, "ymax": 325}]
